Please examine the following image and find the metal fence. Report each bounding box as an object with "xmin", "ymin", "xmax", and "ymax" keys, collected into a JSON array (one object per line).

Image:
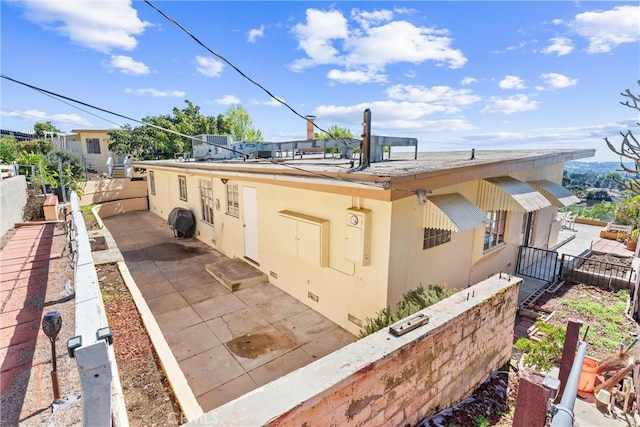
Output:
[
  {"xmin": 516, "ymin": 246, "xmax": 560, "ymax": 283},
  {"xmin": 559, "ymin": 253, "xmax": 635, "ymax": 290},
  {"xmin": 516, "ymin": 246, "xmax": 635, "ymax": 291}
]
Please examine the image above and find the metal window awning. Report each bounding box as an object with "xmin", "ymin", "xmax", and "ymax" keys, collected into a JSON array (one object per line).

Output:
[
  {"xmin": 425, "ymin": 193, "xmax": 490, "ymax": 232},
  {"xmin": 478, "ymin": 176, "xmax": 552, "ymax": 212},
  {"xmin": 528, "ymin": 180, "xmax": 581, "ymax": 207}
]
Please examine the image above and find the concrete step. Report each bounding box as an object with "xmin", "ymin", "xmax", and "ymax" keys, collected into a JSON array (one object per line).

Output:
[{"xmin": 205, "ymin": 257, "xmax": 268, "ymax": 292}]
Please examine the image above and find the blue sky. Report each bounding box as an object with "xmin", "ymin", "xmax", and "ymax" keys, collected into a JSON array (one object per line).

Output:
[{"xmin": 1, "ymin": 1, "xmax": 639, "ymax": 162}]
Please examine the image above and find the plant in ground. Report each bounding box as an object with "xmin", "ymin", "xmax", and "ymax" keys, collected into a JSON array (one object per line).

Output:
[
  {"xmin": 359, "ymin": 284, "xmax": 455, "ymax": 337},
  {"xmin": 473, "ymin": 415, "xmax": 489, "ymax": 427},
  {"xmin": 514, "ymin": 321, "xmax": 566, "ymax": 372},
  {"xmin": 561, "ymin": 289, "xmax": 630, "ymax": 353}
]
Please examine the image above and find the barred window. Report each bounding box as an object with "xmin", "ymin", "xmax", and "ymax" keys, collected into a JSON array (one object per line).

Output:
[
  {"xmin": 199, "ymin": 179, "xmax": 214, "ymax": 225},
  {"xmin": 226, "ymin": 183, "xmax": 239, "ymax": 217},
  {"xmin": 423, "ymin": 228, "xmax": 451, "ymax": 250},
  {"xmin": 86, "ymin": 138, "xmax": 101, "ymax": 154},
  {"xmin": 178, "ymin": 175, "xmax": 187, "ymax": 201}
]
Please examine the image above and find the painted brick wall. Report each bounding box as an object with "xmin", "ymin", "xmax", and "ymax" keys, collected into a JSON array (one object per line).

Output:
[{"xmin": 187, "ymin": 274, "xmax": 520, "ymax": 427}]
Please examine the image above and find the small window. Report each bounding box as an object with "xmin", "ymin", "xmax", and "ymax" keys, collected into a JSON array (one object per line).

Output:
[
  {"xmin": 199, "ymin": 179, "xmax": 214, "ymax": 225},
  {"xmin": 226, "ymin": 183, "xmax": 239, "ymax": 217},
  {"xmin": 86, "ymin": 138, "xmax": 101, "ymax": 154},
  {"xmin": 149, "ymin": 171, "xmax": 156, "ymax": 195},
  {"xmin": 484, "ymin": 210, "xmax": 507, "ymax": 251},
  {"xmin": 178, "ymin": 175, "xmax": 187, "ymax": 201},
  {"xmin": 423, "ymin": 228, "xmax": 451, "ymax": 250}
]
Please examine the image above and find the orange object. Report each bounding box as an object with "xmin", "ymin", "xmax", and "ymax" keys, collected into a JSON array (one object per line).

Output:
[{"xmin": 578, "ymin": 357, "xmax": 598, "ymax": 393}]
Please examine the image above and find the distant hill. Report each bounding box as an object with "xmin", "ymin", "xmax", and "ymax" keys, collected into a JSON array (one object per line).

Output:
[{"xmin": 565, "ymin": 161, "xmax": 636, "ymax": 175}]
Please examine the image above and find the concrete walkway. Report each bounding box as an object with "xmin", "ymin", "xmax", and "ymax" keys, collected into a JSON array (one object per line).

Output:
[{"xmin": 103, "ymin": 211, "xmax": 356, "ymax": 412}]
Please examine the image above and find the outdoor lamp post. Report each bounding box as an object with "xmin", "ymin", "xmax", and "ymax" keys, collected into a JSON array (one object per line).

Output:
[{"xmin": 42, "ymin": 311, "xmax": 62, "ymax": 400}]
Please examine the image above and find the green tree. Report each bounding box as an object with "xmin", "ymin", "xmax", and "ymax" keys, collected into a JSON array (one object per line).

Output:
[
  {"xmin": 107, "ymin": 100, "xmax": 227, "ymax": 159},
  {"xmin": 314, "ymin": 124, "xmax": 354, "ymax": 139},
  {"xmin": 223, "ymin": 105, "xmax": 263, "ymax": 142},
  {"xmin": 46, "ymin": 148, "xmax": 84, "ymax": 177},
  {"xmin": 605, "ymin": 80, "xmax": 640, "ymax": 194},
  {"xmin": 33, "ymin": 121, "xmax": 61, "ymax": 138},
  {"xmin": 18, "ymin": 139, "xmax": 54, "ymax": 155},
  {"xmin": 0, "ymin": 136, "xmax": 18, "ymax": 163}
]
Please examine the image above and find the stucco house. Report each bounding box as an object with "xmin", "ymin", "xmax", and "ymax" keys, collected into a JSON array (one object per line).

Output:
[
  {"xmin": 134, "ymin": 147, "xmax": 593, "ymax": 334},
  {"xmin": 67, "ymin": 129, "xmax": 119, "ymax": 174}
]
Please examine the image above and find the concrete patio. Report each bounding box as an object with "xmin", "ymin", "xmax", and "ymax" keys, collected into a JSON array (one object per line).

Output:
[{"xmin": 102, "ymin": 211, "xmax": 356, "ymax": 412}]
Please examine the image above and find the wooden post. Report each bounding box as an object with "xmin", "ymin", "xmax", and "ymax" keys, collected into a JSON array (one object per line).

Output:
[
  {"xmin": 555, "ymin": 320, "xmax": 583, "ymax": 403},
  {"xmin": 513, "ymin": 378, "xmax": 550, "ymax": 426}
]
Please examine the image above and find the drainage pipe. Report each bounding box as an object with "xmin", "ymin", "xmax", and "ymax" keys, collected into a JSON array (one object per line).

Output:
[{"xmin": 551, "ymin": 341, "xmax": 587, "ymax": 426}]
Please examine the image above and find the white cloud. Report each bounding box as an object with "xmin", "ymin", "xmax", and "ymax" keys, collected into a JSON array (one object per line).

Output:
[
  {"xmin": 104, "ymin": 55, "xmax": 149, "ymax": 75},
  {"xmin": 247, "ymin": 25, "xmax": 265, "ymax": 43},
  {"xmin": 539, "ymin": 73, "xmax": 578, "ymax": 89},
  {"xmin": 552, "ymin": 19, "xmax": 564, "ymax": 25},
  {"xmin": 215, "ymin": 95, "xmax": 241, "ymax": 105},
  {"xmin": 385, "ymin": 84, "xmax": 481, "ymax": 107},
  {"xmin": 124, "ymin": 88, "xmax": 185, "ymax": 97},
  {"xmin": 481, "ymin": 94, "xmax": 539, "ymax": 115},
  {"xmin": 374, "ymin": 118, "xmax": 476, "ymax": 133},
  {"xmin": 569, "ymin": 5, "xmax": 640, "ymax": 53},
  {"xmin": 327, "ymin": 69, "xmax": 387, "ymax": 84},
  {"xmin": 498, "ymin": 75, "xmax": 526, "ymax": 90},
  {"xmin": 250, "ymin": 96, "xmax": 285, "ymax": 107},
  {"xmin": 350, "ymin": 8, "xmax": 394, "ymax": 29},
  {"xmin": 290, "ymin": 8, "xmax": 467, "ymax": 77},
  {"xmin": 541, "ymin": 37, "xmax": 574, "ymax": 56},
  {"xmin": 315, "ymin": 100, "xmax": 457, "ymax": 124},
  {"xmin": 2, "ymin": 109, "xmax": 93, "ymax": 127},
  {"xmin": 18, "ymin": 0, "xmax": 149, "ymax": 53},
  {"xmin": 196, "ymin": 56, "xmax": 224, "ymax": 77},
  {"xmin": 460, "ymin": 77, "xmax": 477, "ymax": 85}
]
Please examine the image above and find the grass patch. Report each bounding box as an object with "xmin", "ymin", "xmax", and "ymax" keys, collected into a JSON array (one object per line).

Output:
[{"xmin": 80, "ymin": 204, "xmax": 100, "ymax": 230}]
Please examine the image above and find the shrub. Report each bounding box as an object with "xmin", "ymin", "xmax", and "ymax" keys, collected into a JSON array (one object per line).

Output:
[
  {"xmin": 514, "ymin": 321, "xmax": 566, "ymax": 372},
  {"xmin": 359, "ymin": 284, "xmax": 456, "ymax": 337},
  {"xmin": 613, "ymin": 196, "xmax": 640, "ymax": 228},
  {"xmin": 0, "ymin": 136, "xmax": 18, "ymax": 163},
  {"xmin": 17, "ymin": 139, "xmax": 54, "ymax": 155}
]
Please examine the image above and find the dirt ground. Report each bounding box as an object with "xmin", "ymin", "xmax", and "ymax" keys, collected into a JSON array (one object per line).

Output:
[
  {"xmin": 98, "ymin": 263, "xmax": 183, "ymax": 426},
  {"xmin": 420, "ymin": 281, "xmax": 639, "ymax": 426}
]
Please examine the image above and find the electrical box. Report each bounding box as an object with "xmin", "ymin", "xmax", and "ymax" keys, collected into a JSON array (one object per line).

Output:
[
  {"xmin": 278, "ymin": 210, "xmax": 329, "ymax": 267},
  {"xmin": 345, "ymin": 208, "xmax": 371, "ymax": 265}
]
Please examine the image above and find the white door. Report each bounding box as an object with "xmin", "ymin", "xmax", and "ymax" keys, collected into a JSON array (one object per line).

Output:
[{"xmin": 243, "ymin": 186, "xmax": 259, "ymax": 262}]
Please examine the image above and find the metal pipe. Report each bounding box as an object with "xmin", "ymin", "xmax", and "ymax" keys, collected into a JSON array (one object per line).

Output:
[{"xmin": 551, "ymin": 340, "xmax": 587, "ymax": 426}]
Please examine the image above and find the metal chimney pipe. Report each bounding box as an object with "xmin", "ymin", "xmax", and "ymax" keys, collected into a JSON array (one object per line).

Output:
[
  {"xmin": 361, "ymin": 109, "xmax": 371, "ymax": 169},
  {"xmin": 551, "ymin": 341, "xmax": 587, "ymax": 426},
  {"xmin": 305, "ymin": 115, "xmax": 316, "ymax": 140}
]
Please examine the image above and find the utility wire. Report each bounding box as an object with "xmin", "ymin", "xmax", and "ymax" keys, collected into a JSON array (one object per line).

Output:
[
  {"xmin": 143, "ymin": 0, "xmax": 347, "ymax": 147},
  {"xmin": 1, "ymin": 73, "xmax": 400, "ymax": 190}
]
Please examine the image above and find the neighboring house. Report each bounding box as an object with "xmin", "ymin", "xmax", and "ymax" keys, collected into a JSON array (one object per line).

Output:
[
  {"xmin": 67, "ymin": 129, "xmax": 118, "ymax": 174},
  {"xmin": 134, "ymin": 148, "xmax": 593, "ymax": 335}
]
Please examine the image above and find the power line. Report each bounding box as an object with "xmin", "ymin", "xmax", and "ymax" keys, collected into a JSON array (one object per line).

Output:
[
  {"xmin": 142, "ymin": 0, "xmax": 347, "ymax": 147},
  {"xmin": 1, "ymin": 73, "xmax": 400, "ymax": 191}
]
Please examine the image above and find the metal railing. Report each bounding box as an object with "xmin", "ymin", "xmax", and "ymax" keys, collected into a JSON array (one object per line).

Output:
[
  {"xmin": 516, "ymin": 246, "xmax": 560, "ymax": 283},
  {"xmin": 559, "ymin": 253, "xmax": 635, "ymax": 290}
]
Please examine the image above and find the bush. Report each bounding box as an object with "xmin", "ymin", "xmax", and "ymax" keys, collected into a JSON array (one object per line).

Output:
[
  {"xmin": 359, "ymin": 284, "xmax": 455, "ymax": 337},
  {"xmin": 613, "ymin": 196, "xmax": 640, "ymax": 228},
  {"xmin": 514, "ymin": 321, "xmax": 566, "ymax": 372},
  {"xmin": 0, "ymin": 136, "xmax": 18, "ymax": 163},
  {"xmin": 45, "ymin": 148, "xmax": 85, "ymax": 178},
  {"xmin": 17, "ymin": 139, "xmax": 54, "ymax": 155}
]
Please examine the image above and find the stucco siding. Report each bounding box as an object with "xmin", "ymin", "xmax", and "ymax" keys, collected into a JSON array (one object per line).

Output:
[{"xmin": 147, "ymin": 167, "xmax": 391, "ymax": 335}]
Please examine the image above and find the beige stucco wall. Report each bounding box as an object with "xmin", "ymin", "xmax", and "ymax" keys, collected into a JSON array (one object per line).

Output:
[
  {"xmin": 79, "ymin": 179, "xmax": 148, "ymax": 206},
  {"xmin": 0, "ymin": 175, "xmax": 27, "ymax": 237},
  {"xmin": 148, "ymin": 168, "xmax": 391, "ymax": 335},
  {"xmin": 146, "ymin": 162, "xmax": 566, "ymax": 333},
  {"xmin": 67, "ymin": 130, "xmax": 114, "ymax": 174},
  {"xmin": 386, "ymin": 163, "xmax": 565, "ymax": 306}
]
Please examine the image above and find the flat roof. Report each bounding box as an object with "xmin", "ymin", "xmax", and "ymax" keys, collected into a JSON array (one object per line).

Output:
[{"xmin": 135, "ymin": 148, "xmax": 594, "ymax": 180}]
